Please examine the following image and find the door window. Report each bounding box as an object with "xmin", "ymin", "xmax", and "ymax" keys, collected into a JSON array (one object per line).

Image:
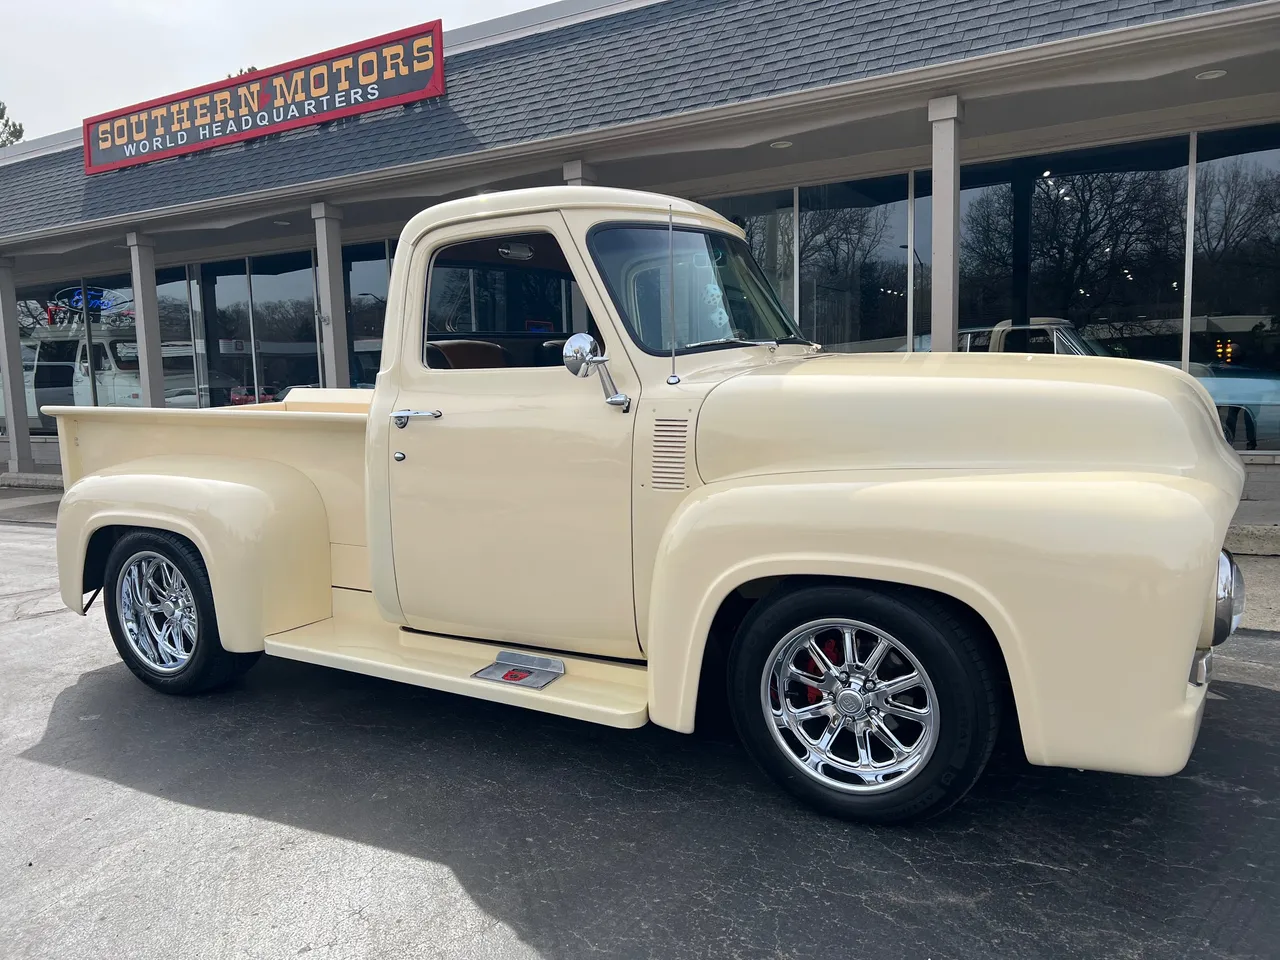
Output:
[{"xmin": 424, "ymin": 232, "xmax": 593, "ymax": 369}]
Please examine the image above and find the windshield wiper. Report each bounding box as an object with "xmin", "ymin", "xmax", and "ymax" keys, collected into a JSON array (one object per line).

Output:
[{"xmin": 683, "ymin": 336, "xmax": 778, "ymax": 350}]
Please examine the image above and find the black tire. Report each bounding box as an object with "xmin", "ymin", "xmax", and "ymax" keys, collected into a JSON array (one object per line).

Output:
[
  {"xmin": 103, "ymin": 529, "xmax": 260, "ymax": 695},
  {"xmin": 727, "ymin": 583, "xmax": 1000, "ymax": 824}
]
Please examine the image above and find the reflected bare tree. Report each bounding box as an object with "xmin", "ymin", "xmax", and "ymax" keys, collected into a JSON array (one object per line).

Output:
[
  {"xmin": 959, "ymin": 168, "xmax": 1188, "ymax": 355},
  {"xmin": 797, "ymin": 205, "xmax": 898, "ymax": 344}
]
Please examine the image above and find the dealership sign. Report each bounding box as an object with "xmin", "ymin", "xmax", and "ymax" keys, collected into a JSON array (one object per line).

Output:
[{"xmin": 82, "ymin": 21, "xmax": 444, "ymax": 175}]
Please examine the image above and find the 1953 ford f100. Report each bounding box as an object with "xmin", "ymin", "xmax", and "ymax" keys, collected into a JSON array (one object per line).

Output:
[{"xmin": 49, "ymin": 186, "xmax": 1246, "ymax": 823}]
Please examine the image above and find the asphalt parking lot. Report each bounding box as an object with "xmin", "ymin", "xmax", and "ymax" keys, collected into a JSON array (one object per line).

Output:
[{"xmin": 2, "ymin": 519, "xmax": 1279, "ymax": 960}]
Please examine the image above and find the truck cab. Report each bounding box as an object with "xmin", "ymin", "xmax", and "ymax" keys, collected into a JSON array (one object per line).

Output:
[{"xmin": 49, "ymin": 187, "xmax": 1247, "ymax": 824}]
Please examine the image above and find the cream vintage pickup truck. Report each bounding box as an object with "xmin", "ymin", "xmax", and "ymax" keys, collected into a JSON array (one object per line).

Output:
[{"xmin": 49, "ymin": 187, "xmax": 1246, "ymax": 824}]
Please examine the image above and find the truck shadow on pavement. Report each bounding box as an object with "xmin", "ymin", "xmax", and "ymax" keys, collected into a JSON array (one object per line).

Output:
[{"xmin": 23, "ymin": 658, "xmax": 1280, "ymax": 960}]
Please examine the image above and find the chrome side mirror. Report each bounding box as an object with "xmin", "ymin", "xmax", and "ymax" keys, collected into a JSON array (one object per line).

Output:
[
  {"xmin": 562, "ymin": 332, "xmax": 600, "ymax": 378},
  {"xmin": 562, "ymin": 332, "xmax": 630, "ymax": 412}
]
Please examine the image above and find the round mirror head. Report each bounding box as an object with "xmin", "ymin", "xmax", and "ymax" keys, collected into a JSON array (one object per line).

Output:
[{"xmin": 563, "ymin": 333, "xmax": 601, "ymax": 378}]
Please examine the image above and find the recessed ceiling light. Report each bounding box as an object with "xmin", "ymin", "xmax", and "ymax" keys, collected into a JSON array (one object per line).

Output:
[
  {"xmin": 272, "ymin": 219, "xmax": 291, "ymax": 226},
  {"xmin": 769, "ymin": 140, "xmax": 793, "ymax": 149},
  {"xmin": 1195, "ymin": 69, "xmax": 1227, "ymax": 80}
]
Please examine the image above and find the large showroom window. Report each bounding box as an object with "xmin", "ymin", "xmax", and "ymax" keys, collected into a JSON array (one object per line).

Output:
[
  {"xmin": 1191, "ymin": 124, "xmax": 1280, "ymax": 450},
  {"xmin": 799, "ymin": 175, "xmax": 912, "ymax": 351},
  {"xmin": 343, "ymin": 240, "xmax": 393, "ymax": 387},
  {"xmin": 11, "ymin": 274, "xmax": 140, "ymax": 430}
]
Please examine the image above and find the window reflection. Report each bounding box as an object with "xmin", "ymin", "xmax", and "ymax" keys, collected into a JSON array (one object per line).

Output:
[
  {"xmin": 198, "ymin": 260, "xmax": 253, "ymax": 406},
  {"xmin": 800, "ymin": 176, "xmax": 910, "ymax": 351},
  {"xmin": 1192, "ymin": 125, "xmax": 1280, "ymax": 450},
  {"xmin": 250, "ymin": 251, "xmax": 319, "ymax": 399},
  {"xmin": 344, "ymin": 241, "xmax": 390, "ymax": 388},
  {"xmin": 957, "ymin": 139, "xmax": 1189, "ymax": 360}
]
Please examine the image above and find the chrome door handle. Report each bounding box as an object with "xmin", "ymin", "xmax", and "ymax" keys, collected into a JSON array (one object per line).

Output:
[{"xmin": 392, "ymin": 409, "xmax": 443, "ymax": 428}]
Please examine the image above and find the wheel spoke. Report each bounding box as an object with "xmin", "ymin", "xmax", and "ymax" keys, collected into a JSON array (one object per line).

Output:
[
  {"xmin": 805, "ymin": 639, "xmax": 839, "ymax": 682},
  {"xmin": 785, "ymin": 664, "xmax": 823, "ymax": 690},
  {"xmin": 877, "ymin": 671, "xmax": 921, "ymax": 697},
  {"xmin": 883, "ymin": 698, "xmax": 931, "ymax": 720},
  {"xmin": 861, "ymin": 638, "xmax": 890, "ymax": 676},
  {"xmin": 870, "ymin": 717, "xmax": 911, "ymax": 760},
  {"xmin": 841, "ymin": 627, "xmax": 856, "ymax": 672},
  {"xmin": 805, "ymin": 718, "xmax": 842, "ymax": 766},
  {"xmin": 854, "ymin": 726, "xmax": 875, "ymax": 767},
  {"xmin": 787, "ymin": 700, "xmax": 831, "ymax": 723}
]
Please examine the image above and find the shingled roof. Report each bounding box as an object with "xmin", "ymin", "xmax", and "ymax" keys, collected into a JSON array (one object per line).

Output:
[{"xmin": 0, "ymin": 0, "xmax": 1256, "ymax": 239}]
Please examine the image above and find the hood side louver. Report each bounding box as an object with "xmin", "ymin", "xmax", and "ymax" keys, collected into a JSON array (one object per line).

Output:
[{"xmin": 652, "ymin": 418, "xmax": 689, "ymax": 490}]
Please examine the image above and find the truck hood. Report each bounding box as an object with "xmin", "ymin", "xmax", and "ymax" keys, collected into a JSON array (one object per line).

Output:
[{"xmin": 695, "ymin": 352, "xmax": 1244, "ymax": 491}]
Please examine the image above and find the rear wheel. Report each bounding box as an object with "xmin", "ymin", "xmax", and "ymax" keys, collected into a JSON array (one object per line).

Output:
[
  {"xmin": 728, "ymin": 584, "xmax": 1000, "ymax": 824},
  {"xmin": 103, "ymin": 530, "xmax": 259, "ymax": 695}
]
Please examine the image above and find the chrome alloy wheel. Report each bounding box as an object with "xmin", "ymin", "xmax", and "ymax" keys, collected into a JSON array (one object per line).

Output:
[
  {"xmin": 761, "ymin": 618, "xmax": 940, "ymax": 794},
  {"xmin": 117, "ymin": 551, "xmax": 199, "ymax": 674}
]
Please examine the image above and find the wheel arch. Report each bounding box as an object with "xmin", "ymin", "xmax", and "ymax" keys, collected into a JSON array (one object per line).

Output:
[
  {"xmin": 647, "ymin": 554, "xmax": 1041, "ymax": 760},
  {"xmin": 59, "ymin": 457, "xmax": 332, "ymax": 652},
  {"xmin": 694, "ymin": 573, "xmax": 1015, "ymax": 744}
]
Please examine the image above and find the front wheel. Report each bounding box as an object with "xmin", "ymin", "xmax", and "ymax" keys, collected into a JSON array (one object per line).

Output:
[
  {"xmin": 103, "ymin": 530, "xmax": 260, "ymax": 695},
  {"xmin": 728, "ymin": 584, "xmax": 1001, "ymax": 824}
]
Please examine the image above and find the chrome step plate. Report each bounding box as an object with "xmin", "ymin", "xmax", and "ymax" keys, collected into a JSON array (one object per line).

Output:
[{"xmin": 472, "ymin": 651, "xmax": 566, "ymax": 690}]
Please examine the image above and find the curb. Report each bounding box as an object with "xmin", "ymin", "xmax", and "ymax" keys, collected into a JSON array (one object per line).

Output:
[
  {"xmin": 1226, "ymin": 524, "xmax": 1280, "ymax": 558},
  {"xmin": 0, "ymin": 473, "xmax": 64, "ymax": 491}
]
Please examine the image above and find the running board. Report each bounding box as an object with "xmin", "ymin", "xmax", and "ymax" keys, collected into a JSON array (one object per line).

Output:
[{"xmin": 263, "ymin": 592, "xmax": 648, "ymax": 728}]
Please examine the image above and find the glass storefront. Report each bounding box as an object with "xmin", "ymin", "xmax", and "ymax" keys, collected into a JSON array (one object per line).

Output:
[
  {"xmin": 704, "ymin": 123, "xmax": 1280, "ymax": 450},
  {"xmin": 343, "ymin": 240, "xmax": 393, "ymax": 387},
  {"xmin": 1191, "ymin": 125, "xmax": 1280, "ymax": 449},
  {"xmin": 197, "ymin": 260, "xmax": 254, "ymax": 406},
  {"xmin": 8, "ymin": 275, "xmax": 139, "ymax": 430},
  {"xmin": 799, "ymin": 175, "xmax": 912, "ymax": 351},
  {"xmin": 250, "ymin": 252, "xmax": 320, "ymax": 400}
]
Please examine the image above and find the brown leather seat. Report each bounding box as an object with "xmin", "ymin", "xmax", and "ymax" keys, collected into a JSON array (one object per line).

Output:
[{"xmin": 428, "ymin": 339, "xmax": 514, "ymax": 369}]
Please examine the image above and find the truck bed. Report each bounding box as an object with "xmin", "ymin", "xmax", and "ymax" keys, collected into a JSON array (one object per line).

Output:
[{"xmin": 47, "ymin": 389, "xmax": 372, "ymax": 589}]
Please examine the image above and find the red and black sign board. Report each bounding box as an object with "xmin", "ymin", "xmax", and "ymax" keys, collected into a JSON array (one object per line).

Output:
[{"xmin": 82, "ymin": 20, "xmax": 444, "ymax": 175}]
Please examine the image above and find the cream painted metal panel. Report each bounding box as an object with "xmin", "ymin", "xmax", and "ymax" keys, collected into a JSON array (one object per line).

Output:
[
  {"xmin": 386, "ymin": 210, "xmax": 642, "ymax": 657},
  {"xmin": 56, "ymin": 453, "xmax": 332, "ymax": 651}
]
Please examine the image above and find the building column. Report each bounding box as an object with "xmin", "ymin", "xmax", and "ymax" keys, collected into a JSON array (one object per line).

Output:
[
  {"xmin": 312, "ymin": 202, "xmax": 351, "ymax": 389},
  {"xmin": 928, "ymin": 95, "xmax": 963, "ymax": 352},
  {"xmin": 563, "ymin": 161, "xmax": 597, "ymax": 186},
  {"xmin": 127, "ymin": 232, "xmax": 166, "ymax": 407},
  {"xmin": 0, "ymin": 258, "xmax": 35, "ymax": 474}
]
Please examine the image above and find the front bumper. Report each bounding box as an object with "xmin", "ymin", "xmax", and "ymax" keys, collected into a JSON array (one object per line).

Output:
[
  {"xmin": 1190, "ymin": 647, "xmax": 1214, "ymax": 686},
  {"xmin": 1192, "ymin": 550, "xmax": 1243, "ymax": 687},
  {"xmin": 1212, "ymin": 549, "xmax": 1245, "ymax": 647}
]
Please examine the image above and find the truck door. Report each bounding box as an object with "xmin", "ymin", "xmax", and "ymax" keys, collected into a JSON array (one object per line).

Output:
[{"xmin": 386, "ymin": 215, "xmax": 643, "ymax": 659}]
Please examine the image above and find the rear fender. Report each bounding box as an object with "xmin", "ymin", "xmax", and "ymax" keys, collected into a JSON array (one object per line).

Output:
[{"xmin": 58, "ymin": 455, "xmax": 331, "ymax": 652}]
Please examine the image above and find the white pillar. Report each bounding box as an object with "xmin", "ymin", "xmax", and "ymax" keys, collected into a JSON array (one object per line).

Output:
[
  {"xmin": 127, "ymin": 232, "xmax": 165, "ymax": 407},
  {"xmin": 563, "ymin": 161, "xmax": 597, "ymax": 186},
  {"xmin": 312, "ymin": 202, "xmax": 350, "ymax": 389},
  {"xmin": 0, "ymin": 258, "xmax": 35, "ymax": 473},
  {"xmin": 929, "ymin": 95, "xmax": 963, "ymax": 353}
]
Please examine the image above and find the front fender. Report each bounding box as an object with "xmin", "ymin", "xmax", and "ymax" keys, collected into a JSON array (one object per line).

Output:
[
  {"xmin": 645, "ymin": 471, "xmax": 1235, "ymax": 775},
  {"xmin": 58, "ymin": 455, "xmax": 331, "ymax": 652}
]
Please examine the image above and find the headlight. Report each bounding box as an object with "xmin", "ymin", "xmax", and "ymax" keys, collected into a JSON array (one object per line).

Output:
[{"xmin": 1213, "ymin": 550, "xmax": 1245, "ymax": 645}]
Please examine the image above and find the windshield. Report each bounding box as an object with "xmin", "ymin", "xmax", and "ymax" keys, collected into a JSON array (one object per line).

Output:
[{"xmin": 589, "ymin": 225, "xmax": 804, "ymax": 354}]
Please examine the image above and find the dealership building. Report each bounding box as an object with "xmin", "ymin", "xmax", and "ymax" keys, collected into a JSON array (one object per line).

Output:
[{"xmin": 3, "ymin": 0, "xmax": 1280, "ymax": 479}]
